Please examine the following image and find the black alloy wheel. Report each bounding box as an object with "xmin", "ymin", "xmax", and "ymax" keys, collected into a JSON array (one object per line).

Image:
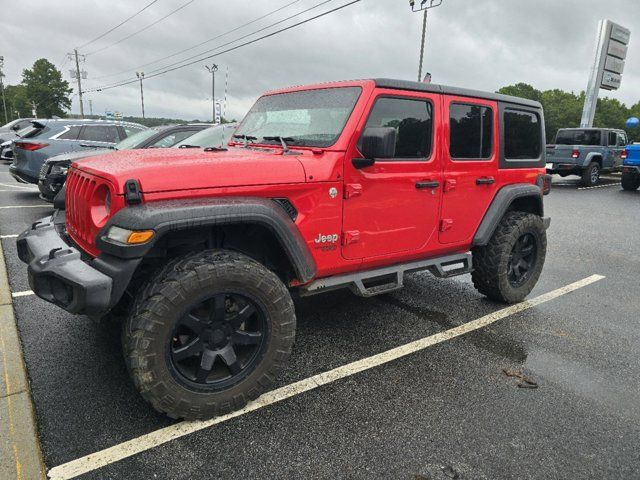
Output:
[
  {"xmin": 507, "ymin": 233, "xmax": 537, "ymax": 288},
  {"xmin": 169, "ymin": 292, "xmax": 269, "ymax": 390}
]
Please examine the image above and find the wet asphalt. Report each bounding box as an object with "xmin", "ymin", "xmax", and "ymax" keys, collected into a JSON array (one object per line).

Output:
[{"xmin": 1, "ymin": 163, "xmax": 639, "ymax": 479}]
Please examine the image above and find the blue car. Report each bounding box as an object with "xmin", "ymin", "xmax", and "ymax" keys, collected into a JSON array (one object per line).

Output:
[
  {"xmin": 9, "ymin": 119, "xmax": 146, "ymax": 184},
  {"xmin": 621, "ymin": 144, "xmax": 640, "ymax": 191}
]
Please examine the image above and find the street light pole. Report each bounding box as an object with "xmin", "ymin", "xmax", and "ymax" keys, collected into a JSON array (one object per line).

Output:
[
  {"xmin": 0, "ymin": 56, "xmax": 8, "ymax": 123},
  {"xmin": 410, "ymin": 0, "xmax": 443, "ymax": 82},
  {"xmin": 136, "ymin": 72, "xmax": 145, "ymax": 119},
  {"xmin": 205, "ymin": 64, "xmax": 218, "ymax": 123}
]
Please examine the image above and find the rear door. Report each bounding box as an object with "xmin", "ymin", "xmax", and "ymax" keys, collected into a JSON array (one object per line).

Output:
[
  {"xmin": 341, "ymin": 90, "xmax": 442, "ymax": 260},
  {"xmin": 439, "ymin": 96, "xmax": 498, "ymax": 244}
]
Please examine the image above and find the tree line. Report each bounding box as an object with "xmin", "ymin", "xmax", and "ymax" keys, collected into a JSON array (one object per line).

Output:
[{"xmin": 2, "ymin": 58, "xmax": 639, "ymax": 143}]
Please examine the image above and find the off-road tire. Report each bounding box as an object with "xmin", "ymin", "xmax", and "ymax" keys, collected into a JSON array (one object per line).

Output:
[
  {"xmin": 621, "ymin": 171, "xmax": 640, "ymax": 191},
  {"xmin": 122, "ymin": 249, "xmax": 296, "ymax": 420},
  {"xmin": 472, "ymin": 211, "xmax": 547, "ymax": 303},
  {"xmin": 581, "ymin": 162, "xmax": 600, "ymax": 187}
]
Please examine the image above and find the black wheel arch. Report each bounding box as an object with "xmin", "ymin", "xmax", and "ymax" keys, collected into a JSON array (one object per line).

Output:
[
  {"xmin": 473, "ymin": 184, "xmax": 544, "ymax": 247},
  {"xmin": 95, "ymin": 197, "xmax": 317, "ymax": 284}
]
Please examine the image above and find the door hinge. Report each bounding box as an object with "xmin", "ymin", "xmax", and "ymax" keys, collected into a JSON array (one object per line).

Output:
[
  {"xmin": 444, "ymin": 179, "xmax": 457, "ymax": 192},
  {"xmin": 344, "ymin": 183, "xmax": 362, "ymax": 199},
  {"xmin": 342, "ymin": 230, "xmax": 360, "ymax": 245},
  {"xmin": 440, "ymin": 219, "xmax": 454, "ymax": 232}
]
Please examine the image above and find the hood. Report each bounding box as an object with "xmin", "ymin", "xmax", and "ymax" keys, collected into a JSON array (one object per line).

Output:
[
  {"xmin": 46, "ymin": 148, "xmax": 113, "ymax": 165},
  {"xmin": 74, "ymin": 147, "xmax": 307, "ymax": 193}
]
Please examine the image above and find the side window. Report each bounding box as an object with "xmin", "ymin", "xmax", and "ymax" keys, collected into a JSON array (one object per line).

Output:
[
  {"xmin": 504, "ymin": 109, "xmax": 542, "ymax": 160},
  {"xmin": 80, "ymin": 125, "xmax": 120, "ymax": 143},
  {"xmin": 449, "ymin": 103, "xmax": 493, "ymax": 160},
  {"xmin": 57, "ymin": 126, "xmax": 82, "ymax": 140},
  {"xmin": 123, "ymin": 125, "xmax": 146, "ymax": 137},
  {"xmin": 359, "ymin": 97, "xmax": 433, "ymax": 159},
  {"xmin": 608, "ymin": 131, "xmax": 617, "ymax": 146},
  {"xmin": 150, "ymin": 130, "xmax": 195, "ymax": 148},
  {"xmin": 617, "ymin": 132, "xmax": 627, "ymax": 146}
]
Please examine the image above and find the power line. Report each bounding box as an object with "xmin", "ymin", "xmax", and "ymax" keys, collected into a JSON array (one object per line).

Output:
[
  {"xmin": 87, "ymin": 0, "xmax": 347, "ymax": 92},
  {"xmin": 88, "ymin": 0, "xmax": 361, "ymax": 93},
  {"xmin": 92, "ymin": 0, "xmax": 303, "ymax": 81},
  {"xmin": 86, "ymin": 0, "xmax": 196, "ymax": 56},
  {"xmin": 77, "ymin": 0, "xmax": 160, "ymax": 50}
]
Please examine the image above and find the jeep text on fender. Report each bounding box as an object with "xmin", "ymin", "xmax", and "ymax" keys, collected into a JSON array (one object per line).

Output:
[{"xmin": 18, "ymin": 79, "xmax": 551, "ymax": 420}]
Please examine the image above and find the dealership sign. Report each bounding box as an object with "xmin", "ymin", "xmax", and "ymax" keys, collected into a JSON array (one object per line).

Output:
[{"xmin": 580, "ymin": 20, "xmax": 631, "ymax": 127}]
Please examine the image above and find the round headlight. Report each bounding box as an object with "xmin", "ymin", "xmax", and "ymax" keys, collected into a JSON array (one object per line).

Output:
[{"xmin": 91, "ymin": 184, "xmax": 112, "ymax": 227}]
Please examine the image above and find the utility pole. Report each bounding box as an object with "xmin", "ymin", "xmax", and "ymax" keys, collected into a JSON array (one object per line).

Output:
[
  {"xmin": 205, "ymin": 64, "xmax": 218, "ymax": 123},
  {"xmin": 0, "ymin": 56, "xmax": 8, "ymax": 123},
  {"xmin": 72, "ymin": 49, "xmax": 85, "ymax": 118},
  {"xmin": 136, "ymin": 72, "xmax": 145, "ymax": 119},
  {"xmin": 410, "ymin": 0, "xmax": 443, "ymax": 82},
  {"xmin": 88, "ymin": 99, "xmax": 93, "ymax": 117}
]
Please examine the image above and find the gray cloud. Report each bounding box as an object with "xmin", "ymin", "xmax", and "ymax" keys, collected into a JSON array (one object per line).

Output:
[{"xmin": 2, "ymin": 0, "xmax": 638, "ymax": 121}]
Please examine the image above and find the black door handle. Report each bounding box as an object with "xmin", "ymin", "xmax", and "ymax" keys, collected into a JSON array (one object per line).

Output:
[
  {"xmin": 416, "ymin": 181, "xmax": 440, "ymax": 189},
  {"xmin": 476, "ymin": 177, "xmax": 495, "ymax": 185}
]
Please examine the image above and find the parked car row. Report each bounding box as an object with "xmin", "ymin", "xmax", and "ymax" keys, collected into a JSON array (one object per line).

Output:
[{"xmin": 0, "ymin": 117, "xmax": 237, "ymax": 202}]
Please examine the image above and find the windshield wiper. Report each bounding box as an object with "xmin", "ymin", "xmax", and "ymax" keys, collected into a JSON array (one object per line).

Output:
[
  {"xmin": 262, "ymin": 136, "xmax": 296, "ymax": 153},
  {"xmin": 178, "ymin": 144, "xmax": 201, "ymax": 149},
  {"xmin": 232, "ymin": 134, "xmax": 257, "ymax": 148}
]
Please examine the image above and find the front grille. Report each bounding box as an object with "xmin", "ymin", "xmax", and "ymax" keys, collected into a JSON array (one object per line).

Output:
[{"xmin": 66, "ymin": 168, "xmax": 99, "ymax": 256}]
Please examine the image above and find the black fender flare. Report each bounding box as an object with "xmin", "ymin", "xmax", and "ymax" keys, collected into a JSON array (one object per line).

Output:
[
  {"xmin": 95, "ymin": 197, "xmax": 317, "ymax": 283},
  {"xmin": 472, "ymin": 184, "xmax": 543, "ymax": 247}
]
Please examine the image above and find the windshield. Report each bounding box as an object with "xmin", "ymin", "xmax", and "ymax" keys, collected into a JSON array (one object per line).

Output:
[
  {"xmin": 555, "ymin": 129, "xmax": 601, "ymax": 146},
  {"xmin": 173, "ymin": 124, "xmax": 236, "ymax": 148},
  {"xmin": 234, "ymin": 87, "xmax": 362, "ymax": 148},
  {"xmin": 115, "ymin": 128, "xmax": 159, "ymax": 150}
]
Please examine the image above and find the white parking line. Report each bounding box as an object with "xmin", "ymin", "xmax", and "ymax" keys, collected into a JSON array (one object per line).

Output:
[
  {"xmin": 0, "ymin": 205, "xmax": 51, "ymax": 210},
  {"xmin": 0, "ymin": 183, "xmax": 38, "ymax": 190},
  {"xmin": 47, "ymin": 274, "xmax": 605, "ymax": 480},
  {"xmin": 578, "ymin": 183, "xmax": 621, "ymax": 191},
  {"xmin": 0, "ymin": 235, "xmax": 18, "ymax": 239},
  {"xmin": 11, "ymin": 291, "xmax": 34, "ymax": 298}
]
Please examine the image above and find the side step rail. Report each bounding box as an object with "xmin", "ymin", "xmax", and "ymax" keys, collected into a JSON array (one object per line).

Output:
[{"xmin": 300, "ymin": 252, "xmax": 472, "ymax": 298}]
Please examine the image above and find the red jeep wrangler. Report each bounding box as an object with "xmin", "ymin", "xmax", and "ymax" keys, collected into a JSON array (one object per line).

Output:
[{"xmin": 18, "ymin": 79, "xmax": 551, "ymax": 419}]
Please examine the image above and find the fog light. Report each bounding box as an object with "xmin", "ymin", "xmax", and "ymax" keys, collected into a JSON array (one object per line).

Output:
[{"xmin": 106, "ymin": 226, "xmax": 155, "ymax": 245}]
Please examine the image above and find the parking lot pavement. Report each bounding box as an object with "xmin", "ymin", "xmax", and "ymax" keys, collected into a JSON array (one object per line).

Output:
[{"xmin": 1, "ymin": 163, "xmax": 640, "ymax": 479}]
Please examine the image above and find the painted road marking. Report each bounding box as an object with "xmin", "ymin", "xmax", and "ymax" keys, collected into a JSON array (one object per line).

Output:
[
  {"xmin": 0, "ymin": 183, "xmax": 38, "ymax": 190},
  {"xmin": 47, "ymin": 274, "xmax": 605, "ymax": 480},
  {"xmin": 0, "ymin": 205, "xmax": 51, "ymax": 210},
  {"xmin": 0, "ymin": 234, "xmax": 19, "ymax": 239},
  {"xmin": 11, "ymin": 291, "xmax": 34, "ymax": 298},
  {"xmin": 578, "ymin": 183, "xmax": 621, "ymax": 191}
]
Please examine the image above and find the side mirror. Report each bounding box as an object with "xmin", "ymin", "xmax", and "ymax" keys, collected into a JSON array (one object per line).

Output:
[{"xmin": 354, "ymin": 127, "xmax": 396, "ymax": 169}]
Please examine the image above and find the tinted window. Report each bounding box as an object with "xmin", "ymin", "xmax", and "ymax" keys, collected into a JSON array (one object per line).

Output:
[
  {"xmin": 555, "ymin": 129, "xmax": 601, "ymax": 146},
  {"xmin": 80, "ymin": 125, "xmax": 120, "ymax": 143},
  {"xmin": 58, "ymin": 126, "xmax": 82, "ymax": 140},
  {"xmin": 174, "ymin": 125, "xmax": 236, "ymax": 148},
  {"xmin": 450, "ymin": 103, "xmax": 493, "ymax": 159},
  {"xmin": 360, "ymin": 97, "xmax": 432, "ymax": 159},
  {"xmin": 150, "ymin": 130, "xmax": 197, "ymax": 148},
  {"xmin": 504, "ymin": 110, "xmax": 541, "ymax": 160}
]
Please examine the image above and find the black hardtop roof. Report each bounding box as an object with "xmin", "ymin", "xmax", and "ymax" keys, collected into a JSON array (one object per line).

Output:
[
  {"xmin": 557, "ymin": 127, "xmax": 626, "ymax": 132},
  {"xmin": 373, "ymin": 78, "xmax": 543, "ymax": 109}
]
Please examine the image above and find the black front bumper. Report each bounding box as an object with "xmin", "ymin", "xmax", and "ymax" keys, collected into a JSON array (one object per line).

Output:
[{"xmin": 17, "ymin": 211, "xmax": 139, "ymax": 317}]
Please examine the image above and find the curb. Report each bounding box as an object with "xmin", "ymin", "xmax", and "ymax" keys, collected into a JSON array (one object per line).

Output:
[{"xmin": 0, "ymin": 238, "xmax": 46, "ymax": 479}]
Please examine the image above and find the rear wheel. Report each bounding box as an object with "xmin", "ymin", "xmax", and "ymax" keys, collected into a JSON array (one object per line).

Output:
[
  {"xmin": 621, "ymin": 171, "xmax": 640, "ymax": 191},
  {"xmin": 472, "ymin": 211, "xmax": 547, "ymax": 303},
  {"xmin": 581, "ymin": 162, "xmax": 600, "ymax": 187},
  {"xmin": 123, "ymin": 250, "xmax": 296, "ymax": 420}
]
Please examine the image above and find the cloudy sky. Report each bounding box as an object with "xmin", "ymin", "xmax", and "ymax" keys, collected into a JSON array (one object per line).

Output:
[{"xmin": 2, "ymin": 0, "xmax": 638, "ymax": 121}]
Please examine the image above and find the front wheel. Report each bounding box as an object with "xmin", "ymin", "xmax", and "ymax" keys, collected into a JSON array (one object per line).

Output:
[
  {"xmin": 621, "ymin": 171, "xmax": 640, "ymax": 191},
  {"xmin": 581, "ymin": 162, "xmax": 600, "ymax": 187},
  {"xmin": 123, "ymin": 250, "xmax": 296, "ymax": 420},
  {"xmin": 472, "ymin": 211, "xmax": 547, "ymax": 303}
]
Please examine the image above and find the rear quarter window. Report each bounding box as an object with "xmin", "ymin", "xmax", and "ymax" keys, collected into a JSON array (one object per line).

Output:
[{"xmin": 504, "ymin": 109, "xmax": 542, "ymax": 160}]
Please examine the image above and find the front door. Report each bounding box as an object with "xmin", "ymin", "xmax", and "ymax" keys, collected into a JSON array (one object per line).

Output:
[{"xmin": 342, "ymin": 92, "xmax": 442, "ymax": 260}]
